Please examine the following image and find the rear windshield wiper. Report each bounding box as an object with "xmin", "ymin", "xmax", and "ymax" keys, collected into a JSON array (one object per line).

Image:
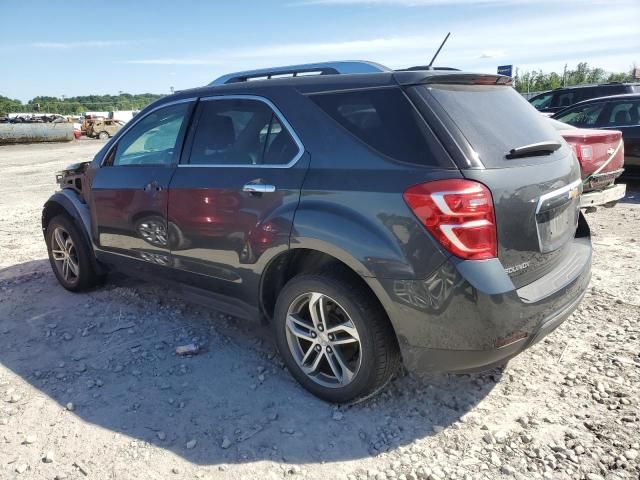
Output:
[{"xmin": 506, "ymin": 141, "xmax": 562, "ymax": 159}]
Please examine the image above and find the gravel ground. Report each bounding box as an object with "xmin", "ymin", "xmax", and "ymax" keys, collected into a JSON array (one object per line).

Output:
[{"xmin": 0, "ymin": 140, "xmax": 639, "ymax": 480}]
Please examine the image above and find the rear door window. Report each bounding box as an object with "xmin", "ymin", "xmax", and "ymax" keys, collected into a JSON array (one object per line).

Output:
[
  {"xmin": 188, "ymin": 98, "xmax": 300, "ymax": 166},
  {"xmin": 309, "ymin": 87, "xmax": 447, "ymax": 167},
  {"xmin": 415, "ymin": 84, "xmax": 566, "ymax": 168},
  {"xmin": 554, "ymin": 91, "xmax": 575, "ymax": 109},
  {"xmin": 554, "ymin": 102, "xmax": 607, "ymax": 127}
]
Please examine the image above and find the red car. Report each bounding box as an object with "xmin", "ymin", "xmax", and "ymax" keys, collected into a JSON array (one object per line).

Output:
[{"xmin": 549, "ymin": 118, "xmax": 626, "ymax": 209}]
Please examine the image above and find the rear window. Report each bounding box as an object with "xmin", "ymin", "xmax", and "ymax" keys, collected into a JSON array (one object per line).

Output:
[
  {"xmin": 309, "ymin": 88, "xmax": 446, "ymax": 166},
  {"xmin": 418, "ymin": 84, "xmax": 565, "ymax": 168}
]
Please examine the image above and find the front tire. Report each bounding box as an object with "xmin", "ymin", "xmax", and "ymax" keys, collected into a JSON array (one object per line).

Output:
[
  {"xmin": 46, "ymin": 215, "xmax": 100, "ymax": 292},
  {"xmin": 273, "ymin": 268, "xmax": 400, "ymax": 403},
  {"xmin": 97, "ymin": 131, "xmax": 109, "ymax": 140}
]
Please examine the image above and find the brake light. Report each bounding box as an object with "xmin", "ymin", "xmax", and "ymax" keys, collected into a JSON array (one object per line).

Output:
[
  {"xmin": 403, "ymin": 179, "xmax": 497, "ymax": 260},
  {"xmin": 572, "ymin": 144, "xmax": 593, "ymax": 162}
]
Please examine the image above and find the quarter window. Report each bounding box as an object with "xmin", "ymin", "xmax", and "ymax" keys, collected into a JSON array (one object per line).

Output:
[
  {"xmin": 188, "ymin": 98, "xmax": 299, "ymax": 166},
  {"xmin": 112, "ymin": 102, "xmax": 190, "ymax": 166},
  {"xmin": 310, "ymin": 87, "xmax": 442, "ymax": 166},
  {"xmin": 606, "ymin": 101, "xmax": 640, "ymax": 127}
]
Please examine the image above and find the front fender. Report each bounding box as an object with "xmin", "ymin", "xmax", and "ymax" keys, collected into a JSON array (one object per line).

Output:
[{"xmin": 42, "ymin": 188, "xmax": 95, "ymax": 251}]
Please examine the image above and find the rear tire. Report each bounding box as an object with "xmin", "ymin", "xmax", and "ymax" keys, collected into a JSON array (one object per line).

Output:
[
  {"xmin": 45, "ymin": 214, "xmax": 101, "ymax": 292},
  {"xmin": 273, "ymin": 267, "xmax": 400, "ymax": 403},
  {"xmin": 98, "ymin": 131, "xmax": 109, "ymax": 140}
]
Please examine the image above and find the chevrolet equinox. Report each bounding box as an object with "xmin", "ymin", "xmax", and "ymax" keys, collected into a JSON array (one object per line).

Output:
[{"xmin": 43, "ymin": 61, "xmax": 592, "ymax": 403}]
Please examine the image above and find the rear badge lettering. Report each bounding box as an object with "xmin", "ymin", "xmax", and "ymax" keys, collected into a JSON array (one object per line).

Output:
[{"xmin": 505, "ymin": 262, "xmax": 530, "ymax": 274}]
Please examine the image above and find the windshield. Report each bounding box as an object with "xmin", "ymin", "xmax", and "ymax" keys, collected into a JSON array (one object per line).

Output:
[{"xmin": 530, "ymin": 91, "xmax": 553, "ymax": 109}]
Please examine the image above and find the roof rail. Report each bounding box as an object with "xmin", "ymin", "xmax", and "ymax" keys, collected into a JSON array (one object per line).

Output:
[{"xmin": 210, "ymin": 60, "xmax": 391, "ymax": 86}]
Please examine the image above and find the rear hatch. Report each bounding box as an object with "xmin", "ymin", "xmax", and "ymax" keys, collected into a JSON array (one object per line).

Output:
[
  {"xmin": 406, "ymin": 75, "xmax": 583, "ymax": 288},
  {"xmin": 557, "ymin": 128, "xmax": 624, "ymax": 191}
]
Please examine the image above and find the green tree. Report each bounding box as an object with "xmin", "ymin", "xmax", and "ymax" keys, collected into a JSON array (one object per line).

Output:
[{"xmin": 515, "ymin": 62, "xmax": 634, "ymax": 93}]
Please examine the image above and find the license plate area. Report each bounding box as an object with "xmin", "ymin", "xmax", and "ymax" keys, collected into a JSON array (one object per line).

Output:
[{"xmin": 535, "ymin": 180, "xmax": 581, "ymax": 253}]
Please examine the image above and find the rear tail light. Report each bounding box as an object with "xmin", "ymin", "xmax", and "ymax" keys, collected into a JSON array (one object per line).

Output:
[
  {"xmin": 572, "ymin": 144, "xmax": 593, "ymax": 162},
  {"xmin": 403, "ymin": 179, "xmax": 497, "ymax": 260}
]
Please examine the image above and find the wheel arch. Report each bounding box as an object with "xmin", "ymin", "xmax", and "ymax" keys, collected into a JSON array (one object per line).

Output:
[
  {"xmin": 259, "ymin": 246, "xmax": 399, "ymax": 342},
  {"xmin": 42, "ymin": 189, "xmax": 102, "ymax": 273}
]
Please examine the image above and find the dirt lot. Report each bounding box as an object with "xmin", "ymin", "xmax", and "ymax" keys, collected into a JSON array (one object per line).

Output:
[{"xmin": 0, "ymin": 140, "xmax": 638, "ymax": 480}]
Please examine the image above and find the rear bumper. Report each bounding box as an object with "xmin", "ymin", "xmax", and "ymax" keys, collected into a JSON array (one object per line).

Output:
[
  {"xmin": 372, "ymin": 225, "xmax": 592, "ymax": 374},
  {"xmin": 398, "ymin": 285, "xmax": 586, "ymax": 373},
  {"xmin": 580, "ymin": 183, "xmax": 626, "ymax": 208}
]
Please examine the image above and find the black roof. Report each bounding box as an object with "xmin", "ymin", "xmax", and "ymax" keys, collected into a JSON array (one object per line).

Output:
[
  {"xmin": 547, "ymin": 82, "xmax": 640, "ymax": 92},
  {"xmin": 172, "ymin": 69, "xmax": 510, "ymax": 101}
]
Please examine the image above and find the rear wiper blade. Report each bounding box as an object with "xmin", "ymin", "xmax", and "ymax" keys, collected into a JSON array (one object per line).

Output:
[{"xmin": 506, "ymin": 141, "xmax": 562, "ymax": 159}]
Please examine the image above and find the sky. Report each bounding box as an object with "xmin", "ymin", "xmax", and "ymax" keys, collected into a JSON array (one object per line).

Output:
[{"xmin": 1, "ymin": 0, "xmax": 638, "ymax": 101}]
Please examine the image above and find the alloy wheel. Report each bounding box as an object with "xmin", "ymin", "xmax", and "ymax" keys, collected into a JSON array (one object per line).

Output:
[
  {"xmin": 50, "ymin": 227, "xmax": 80, "ymax": 283},
  {"xmin": 285, "ymin": 292, "xmax": 362, "ymax": 388}
]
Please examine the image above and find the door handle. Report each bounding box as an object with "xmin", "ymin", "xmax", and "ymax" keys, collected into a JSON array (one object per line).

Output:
[
  {"xmin": 143, "ymin": 181, "xmax": 163, "ymax": 192},
  {"xmin": 242, "ymin": 183, "xmax": 276, "ymax": 194}
]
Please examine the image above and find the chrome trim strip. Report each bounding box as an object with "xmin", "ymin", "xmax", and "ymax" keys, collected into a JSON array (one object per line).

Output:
[
  {"xmin": 99, "ymin": 97, "xmax": 197, "ymax": 167},
  {"xmin": 535, "ymin": 178, "xmax": 582, "ymax": 215},
  {"xmin": 177, "ymin": 94, "xmax": 305, "ymax": 169}
]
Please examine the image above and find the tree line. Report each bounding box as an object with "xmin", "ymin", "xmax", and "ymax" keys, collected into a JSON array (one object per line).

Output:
[
  {"xmin": 1, "ymin": 62, "xmax": 637, "ymax": 115},
  {"xmin": 514, "ymin": 62, "xmax": 637, "ymax": 93},
  {"xmin": 0, "ymin": 93, "xmax": 165, "ymax": 116}
]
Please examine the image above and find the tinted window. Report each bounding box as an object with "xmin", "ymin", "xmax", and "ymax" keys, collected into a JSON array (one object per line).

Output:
[
  {"xmin": 554, "ymin": 102, "xmax": 606, "ymax": 127},
  {"xmin": 606, "ymin": 101, "xmax": 640, "ymax": 127},
  {"xmin": 420, "ymin": 84, "xmax": 565, "ymax": 168},
  {"xmin": 113, "ymin": 102, "xmax": 190, "ymax": 166},
  {"xmin": 555, "ymin": 91, "xmax": 575, "ymax": 109},
  {"xmin": 310, "ymin": 88, "xmax": 442, "ymax": 166},
  {"xmin": 530, "ymin": 92, "xmax": 553, "ymax": 109},
  {"xmin": 547, "ymin": 118, "xmax": 577, "ymax": 131},
  {"xmin": 189, "ymin": 98, "xmax": 299, "ymax": 166}
]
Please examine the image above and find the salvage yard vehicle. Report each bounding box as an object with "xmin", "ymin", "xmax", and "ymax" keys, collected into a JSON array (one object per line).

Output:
[
  {"xmin": 530, "ymin": 82, "xmax": 640, "ymax": 115},
  {"xmin": 549, "ymin": 118, "xmax": 626, "ymax": 210},
  {"xmin": 42, "ymin": 61, "xmax": 591, "ymax": 403},
  {"xmin": 553, "ymin": 93, "xmax": 640, "ymax": 180},
  {"xmin": 86, "ymin": 118, "xmax": 125, "ymax": 139}
]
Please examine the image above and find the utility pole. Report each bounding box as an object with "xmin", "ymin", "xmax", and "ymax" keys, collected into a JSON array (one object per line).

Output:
[{"xmin": 562, "ymin": 64, "xmax": 568, "ymax": 87}]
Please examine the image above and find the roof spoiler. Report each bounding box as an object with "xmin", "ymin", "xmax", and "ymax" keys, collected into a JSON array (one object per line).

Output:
[{"xmin": 398, "ymin": 72, "xmax": 513, "ymax": 86}]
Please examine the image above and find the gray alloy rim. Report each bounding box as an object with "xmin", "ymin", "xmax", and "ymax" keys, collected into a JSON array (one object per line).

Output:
[
  {"xmin": 285, "ymin": 292, "xmax": 362, "ymax": 388},
  {"xmin": 50, "ymin": 227, "xmax": 80, "ymax": 283}
]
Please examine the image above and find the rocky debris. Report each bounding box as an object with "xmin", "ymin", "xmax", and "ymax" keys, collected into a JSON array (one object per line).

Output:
[
  {"xmin": 221, "ymin": 436, "xmax": 232, "ymax": 449},
  {"xmin": 176, "ymin": 343, "xmax": 200, "ymax": 356}
]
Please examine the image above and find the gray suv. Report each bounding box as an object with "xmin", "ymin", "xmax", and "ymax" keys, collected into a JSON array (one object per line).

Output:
[{"xmin": 43, "ymin": 61, "xmax": 592, "ymax": 403}]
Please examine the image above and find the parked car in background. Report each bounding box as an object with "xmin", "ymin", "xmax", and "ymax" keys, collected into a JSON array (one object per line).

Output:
[
  {"xmin": 86, "ymin": 118, "xmax": 125, "ymax": 139},
  {"xmin": 553, "ymin": 93, "xmax": 640, "ymax": 179},
  {"xmin": 43, "ymin": 61, "xmax": 591, "ymax": 403},
  {"xmin": 548, "ymin": 118, "xmax": 625, "ymax": 210},
  {"xmin": 530, "ymin": 83, "xmax": 640, "ymax": 115}
]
